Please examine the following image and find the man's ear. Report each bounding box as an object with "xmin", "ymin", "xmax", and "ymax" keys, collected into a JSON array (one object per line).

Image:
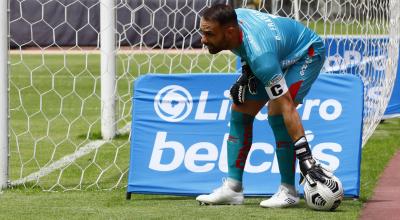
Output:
[{"xmin": 224, "ymin": 26, "xmax": 236, "ymax": 39}]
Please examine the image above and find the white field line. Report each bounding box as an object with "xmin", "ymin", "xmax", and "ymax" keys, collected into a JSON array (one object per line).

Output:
[{"xmin": 10, "ymin": 123, "xmax": 131, "ymax": 186}]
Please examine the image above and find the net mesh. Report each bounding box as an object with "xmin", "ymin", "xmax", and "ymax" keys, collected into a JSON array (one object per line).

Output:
[{"xmin": 7, "ymin": 0, "xmax": 399, "ymax": 191}]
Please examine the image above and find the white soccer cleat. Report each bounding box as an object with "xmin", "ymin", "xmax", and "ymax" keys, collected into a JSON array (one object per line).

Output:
[
  {"xmin": 259, "ymin": 185, "xmax": 300, "ymax": 208},
  {"xmin": 196, "ymin": 179, "xmax": 244, "ymax": 205}
]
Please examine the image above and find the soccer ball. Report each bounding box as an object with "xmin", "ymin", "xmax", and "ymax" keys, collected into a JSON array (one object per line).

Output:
[{"xmin": 303, "ymin": 175, "xmax": 344, "ymax": 211}]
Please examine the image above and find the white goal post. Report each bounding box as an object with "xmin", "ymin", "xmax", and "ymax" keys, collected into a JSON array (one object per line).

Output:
[
  {"xmin": 100, "ymin": 0, "xmax": 117, "ymax": 140},
  {"xmin": 1, "ymin": 0, "xmax": 399, "ymax": 191},
  {"xmin": 0, "ymin": 0, "xmax": 9, "ymax": 189}
]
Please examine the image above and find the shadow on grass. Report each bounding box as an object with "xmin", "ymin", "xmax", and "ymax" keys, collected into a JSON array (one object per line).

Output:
[
  {"xmin": 7, "ymin": 183, "xmax": 45, "ymax": 193},
  {"xmin": 78, "ymin": 132, "xmax": 129, "ymax": 140},
  {"xmin": 127, "ymin": 194, "xmax": 194, "ymax": 201}
]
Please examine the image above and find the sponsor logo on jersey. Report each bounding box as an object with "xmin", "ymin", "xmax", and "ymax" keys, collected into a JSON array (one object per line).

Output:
[{"xmin": 267, "ymin": 74, "xmax": 284, "ymax": 87}]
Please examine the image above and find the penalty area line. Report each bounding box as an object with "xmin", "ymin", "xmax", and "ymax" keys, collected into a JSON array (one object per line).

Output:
[{"xmin": 10, "ymin": 123, "xmax": 131, "ymax": 187}]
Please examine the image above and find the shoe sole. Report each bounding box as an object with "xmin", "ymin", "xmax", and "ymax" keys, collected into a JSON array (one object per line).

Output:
[
  {"xmin": 197, "ymin": 200, "xmax": 243, "ymax": 206},
  {"xmin": 259, "ymin": 201, "xmax": 299, "ymax": 208}
]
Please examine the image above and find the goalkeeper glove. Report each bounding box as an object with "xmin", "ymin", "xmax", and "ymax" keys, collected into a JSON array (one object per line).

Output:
[
  {"xmin": 230, "ymin": 61, "xmax": 257, "ymax": 105},
  {"xmin": 294, "ymin": 136, "xmax": 332, "ymax": 187}
]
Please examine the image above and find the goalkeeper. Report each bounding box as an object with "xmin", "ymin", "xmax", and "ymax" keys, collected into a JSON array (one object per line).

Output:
[{"xmin": 196, "ymin": 4, "xmax": 330, "ymax": 208}]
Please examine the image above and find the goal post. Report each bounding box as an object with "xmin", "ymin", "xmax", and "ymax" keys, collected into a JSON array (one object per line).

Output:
[
  {"xmin": 3, "ymin": 0, "xmax": 400, "ymax": 191},
  {"xmin": 0, "ymin": 0, "xmax": 9, "ymax": 189},
  {"xmin": 100, "ymin": 0, "xmax": 117, "ymax": 140}
]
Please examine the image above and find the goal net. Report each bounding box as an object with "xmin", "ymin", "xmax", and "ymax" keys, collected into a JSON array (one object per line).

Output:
[{"xmin": 5, "ymin": 0, "xmax": 399, "ymax": 191}]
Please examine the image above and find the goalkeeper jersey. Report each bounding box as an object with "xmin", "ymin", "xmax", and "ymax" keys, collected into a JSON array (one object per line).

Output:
[{"xmin": 231, "ymin": 8, "xmax": 324, "ymax": 87}]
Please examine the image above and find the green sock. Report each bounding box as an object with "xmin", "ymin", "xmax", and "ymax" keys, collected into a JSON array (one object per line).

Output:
[
  {"xmin": 227, "ymin": 110, "xmax": 255, "ymax": 182},
  {"xmin": 268, "ymin": 115, "xmax": 295, "ymax": 186}
]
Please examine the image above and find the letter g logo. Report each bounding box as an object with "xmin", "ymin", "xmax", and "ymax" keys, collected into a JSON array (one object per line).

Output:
[{"xmin": 154, "ymin": 85, "xmax": 193, "ymax": 122}]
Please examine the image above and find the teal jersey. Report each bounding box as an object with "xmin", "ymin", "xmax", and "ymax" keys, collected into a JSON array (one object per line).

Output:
[{"xmin": 232, "ymin": 8, "xmax": 323, "ymax": 87}]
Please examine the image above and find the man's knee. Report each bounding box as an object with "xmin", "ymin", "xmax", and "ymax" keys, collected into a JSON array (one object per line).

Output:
[{"xmin": 232, "ymin": 100, "xmax": 266, "ymax": 116}]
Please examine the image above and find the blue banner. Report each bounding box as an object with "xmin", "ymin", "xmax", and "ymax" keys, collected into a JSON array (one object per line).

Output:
[
  {"xmin": 384, "ymin": 51, "xmax": 400, "ymax": 118},
  {"xmin": 323, "ymin": 36, "xmax": 399, "ymax": 118},
  {"xmin": 385, "ymin": 78, "xmax": 400, "ymax": 117},
  {"xmin": 128, "ymin": 73, "xmax": 363, "ymax": 197}
]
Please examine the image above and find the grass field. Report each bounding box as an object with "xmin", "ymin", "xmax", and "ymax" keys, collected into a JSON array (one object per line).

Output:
[{"xmin": 3, "ymin": 52, "xmax": 399, "ymax": 219}]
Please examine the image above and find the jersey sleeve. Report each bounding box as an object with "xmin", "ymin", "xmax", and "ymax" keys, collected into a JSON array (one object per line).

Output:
[{"xmin": 249, "ymin": 52, "xmax": 288, "ymax": 99}]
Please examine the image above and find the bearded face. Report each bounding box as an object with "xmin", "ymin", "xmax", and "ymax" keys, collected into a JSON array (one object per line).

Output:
[{"xmin": 199, "ymin": 18, "xmax": 231, "ymax": 54}]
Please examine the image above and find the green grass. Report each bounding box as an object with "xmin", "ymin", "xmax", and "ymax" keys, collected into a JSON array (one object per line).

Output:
[
  {"xmin": 0, "ymin": 190, "xmax": 358, "ymax": 220},
  {"xmin": 0, "ymin": 118, "xmax": 398, "ymax": 219},
  {"xmin": 5, "ymin": 53, "xmax": 400, "ymax": 219}
]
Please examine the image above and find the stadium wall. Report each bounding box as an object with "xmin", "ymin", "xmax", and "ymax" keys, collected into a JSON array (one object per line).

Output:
[{"xmin": 10, "ymin": 0, "xmax": 224, "ymax": 49}]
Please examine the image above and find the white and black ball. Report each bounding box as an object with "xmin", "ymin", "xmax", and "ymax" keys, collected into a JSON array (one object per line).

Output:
[{"xmin": 303, "ymin": 175, "xmax": 344, "ymax": 211}]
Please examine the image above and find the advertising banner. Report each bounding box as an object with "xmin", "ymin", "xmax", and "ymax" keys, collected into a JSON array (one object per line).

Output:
[
  {"xmin": 385, "ymin": 80, "xmax": 400, "ymax": 118},
  {"xmin": 323, "ymin": 36, "xmax": 399, "ymax": 118},
  {"xmin": 384, "ymin": 52, "xmax": 400, "ymax": 118},
  {"xmin": 127, "ymin": 73, "xmax": 363, "ymax": 197}
]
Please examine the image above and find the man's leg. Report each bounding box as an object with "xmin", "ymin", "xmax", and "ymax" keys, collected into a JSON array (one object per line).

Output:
[
  {"xmin": 259, "ymin": 109, "xmax": 300, "ymax": 208},
  {"xmin": 227, "ymin": 100, "xmax": 266, "ymax": 187},
  {"xmin": 260, "ymin": 46, "xmax": 325, "ymax": 208},
  {"xmin": 268, "ymin": 115, "xmax": 296, "ymax": 187},
  {"xmin": 226, "ymin": 109, "xmax": 254, "ymax": 184},
  {"xmin": 196, "ymin": 100, "xmax": 266, "ymax": 205}
]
